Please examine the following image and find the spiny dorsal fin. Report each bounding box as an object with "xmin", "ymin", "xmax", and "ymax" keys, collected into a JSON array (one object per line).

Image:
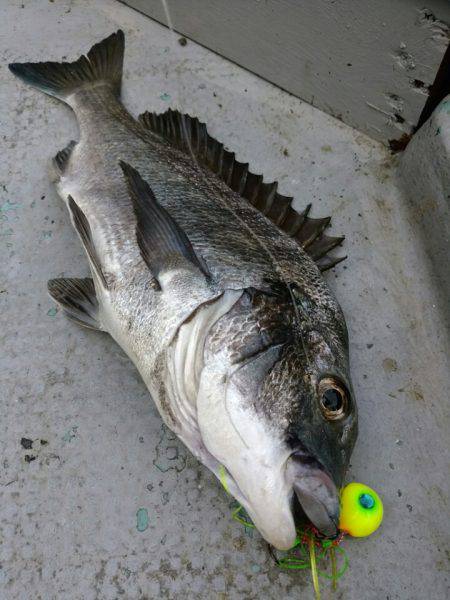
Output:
[
  {"xmin": 67, "ymin": 196, "xmax": 108, "ymax": 288},
  {"xmin": 120, "ymin": 161, "xmax": 210, "ymax": 286},
  {"xmin": 138, "ymin": 109, "xmax": 345, "ymax": 271},
  {"xmin": 315, "ymin": 254, "xmax": 347, "ymax": 272},
  {"xmin": 48, "ymin": 277, "xmax": 101, "ymax": 330}
]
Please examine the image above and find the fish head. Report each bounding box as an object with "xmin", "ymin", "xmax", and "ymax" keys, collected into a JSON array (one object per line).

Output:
[{"xmin": 197, "ymin": 286, "xmax": 357, "ymax": 550}]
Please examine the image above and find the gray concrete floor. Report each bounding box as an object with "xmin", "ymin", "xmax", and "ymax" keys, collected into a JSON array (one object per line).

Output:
[{"xmin": 1, "ymin": 1, "xmax": 449, "ymax": 599}]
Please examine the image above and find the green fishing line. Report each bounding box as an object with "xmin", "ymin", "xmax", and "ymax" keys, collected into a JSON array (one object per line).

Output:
[
  {"xmin": 221, "ymin": 466, "xmax": 349, "ymax": 599},
  {"xmin": 231, "ymin": 504, "xmax": 255, "ymax": 529},
  {"xmin": 230, "ymin": 501, "xmax": 348, "ymax": 600},
  {"xmin": 220, "ymin": 468, "xmax": 383, "ymax": 600}
]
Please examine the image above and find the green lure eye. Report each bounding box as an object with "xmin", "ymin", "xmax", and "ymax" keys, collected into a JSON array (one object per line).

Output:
[{"xmin": 358, "ymin": 493, "xmax": 375, "ymax": 509}]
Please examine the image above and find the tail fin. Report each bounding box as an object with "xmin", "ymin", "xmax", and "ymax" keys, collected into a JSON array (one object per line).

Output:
[{"xmin": 8, "ymin": 30, "xmax": 124, "ymax": 101}]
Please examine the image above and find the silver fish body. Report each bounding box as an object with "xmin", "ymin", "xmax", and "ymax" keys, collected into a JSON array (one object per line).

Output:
[{"xmin": 10, "ymin": 31, "xmax": 357, "ymax": 550}]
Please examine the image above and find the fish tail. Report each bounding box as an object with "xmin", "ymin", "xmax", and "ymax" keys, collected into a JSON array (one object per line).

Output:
[{"xmin": 9, "ymin": 30, "xmax": 124, "ymax": 103}]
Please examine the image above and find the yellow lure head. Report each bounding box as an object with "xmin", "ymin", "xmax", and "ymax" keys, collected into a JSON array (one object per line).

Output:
[{"xmin": 339, "ymin": 482, "xmax": 383, "ymax": 537}]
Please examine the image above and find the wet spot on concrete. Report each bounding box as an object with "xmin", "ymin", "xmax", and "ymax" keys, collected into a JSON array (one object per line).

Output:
[
  {"xmin": 136, "ymin": 508, "xmax": 149, "ymax": 532},
  {"xmin": 1, "ymin": 226, "xmax": 15, "ymax": 248},
  {"xmin": 45, "ymin": 367, "xmax": 73, "ymax": 387},
  {"xmin": 382, "ymin": 357, "xmax": 398, "ymax": 373},
  {"xmin": 233, "ymin": 536, "xmax": 246, "ymax": 551},
  {"xmin": 398, "ymin": 384, "xmax": 424, "ymax": 402},
  {"xmin": 166, "ymin": 446, "xmax": 178, "ymax": 460},
  {"xmin": 408, "ymin": 386, "xmax": 424, "ymax": 402},
  {"xmin": 0, "ymin": 199, "xmax": 20, "ymax": 222},
  {"xmin": 153, "ymin": 425, "xmax": 186, "ymax": 473},
  {"xmin": 375, "ymin": 197, "xmax": 393, "ymax": 213},
  {"xmin": 62, "ymin": 426, "xmax": 78, "ymax": 443}
]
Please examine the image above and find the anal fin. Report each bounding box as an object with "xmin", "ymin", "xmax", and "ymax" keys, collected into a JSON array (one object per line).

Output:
[
  {"xmin": 48, "ymin": 277, "xmax": 101, "ymax": 330},
  {"xmin": 53, "ymin": 140, "xmax": 76, "ymax": 176}
]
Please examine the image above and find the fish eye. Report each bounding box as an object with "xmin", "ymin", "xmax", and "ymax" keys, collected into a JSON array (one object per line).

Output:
[{"xmin": 318, "ymin": 378, "xmax": 348, "ymax": 421}]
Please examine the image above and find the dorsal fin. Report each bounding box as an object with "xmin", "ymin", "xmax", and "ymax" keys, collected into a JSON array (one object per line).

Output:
[{"xmin": 138, "ymin": 109, "xmax": 345, "ymax": 271}]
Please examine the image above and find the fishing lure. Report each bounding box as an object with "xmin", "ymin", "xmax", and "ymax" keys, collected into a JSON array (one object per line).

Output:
[{"xmin": 222, "ymin": 468, "xmax": 383, "ymax": 600}]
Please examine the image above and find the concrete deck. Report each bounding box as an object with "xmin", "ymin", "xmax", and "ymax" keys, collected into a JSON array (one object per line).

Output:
[{"xmin": 1, "ymin": 1, "xmax": 448, "ymax": 599}]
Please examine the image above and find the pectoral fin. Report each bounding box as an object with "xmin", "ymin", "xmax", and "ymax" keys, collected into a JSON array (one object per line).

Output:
[{"xmin": 120, "ymin": 161, "xmax": 209, "ymax": 287}]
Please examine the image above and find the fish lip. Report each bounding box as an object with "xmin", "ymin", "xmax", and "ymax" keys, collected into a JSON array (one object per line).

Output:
[
  {"xmin": 289, "ymin": 451, "xmax": 340, "ymax": 539},
  {"xmin": 216, "ymin": 463, "xmax": 297, "ymax": 550}
]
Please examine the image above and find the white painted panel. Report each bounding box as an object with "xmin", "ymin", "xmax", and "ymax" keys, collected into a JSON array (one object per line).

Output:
[
  {"xmin": 122, "ymin": 0, "xmax": 450, "ymax": 143},
  {"xmin": 399, "ymin": 96, "xmax": 450, "ymax": 310}
]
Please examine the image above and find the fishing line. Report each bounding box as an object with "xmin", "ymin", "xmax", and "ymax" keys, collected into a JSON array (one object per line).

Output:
[
  {"xmin": 228, "ymin": 501, "xmax": 349, "ymax": 599},
  {"xmin": 158, "ymin": 0, "xmax": 314, "ymax": 371}
]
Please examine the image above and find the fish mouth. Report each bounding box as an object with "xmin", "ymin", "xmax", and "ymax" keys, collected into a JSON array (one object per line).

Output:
[{"xmin": 288, "ymin": 451, "xmax": 340, "ymax": 539}]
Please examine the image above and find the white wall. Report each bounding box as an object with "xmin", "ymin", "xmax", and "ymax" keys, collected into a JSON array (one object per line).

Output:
[{"xmin": 123, "ymin": 0, "xmax": 450, "ymax": 144}]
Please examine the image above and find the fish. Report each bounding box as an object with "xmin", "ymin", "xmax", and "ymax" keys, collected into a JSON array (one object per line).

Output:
[{"xmin": 9, "ymin": 31, "xmax": 357, "ymax": 550}]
